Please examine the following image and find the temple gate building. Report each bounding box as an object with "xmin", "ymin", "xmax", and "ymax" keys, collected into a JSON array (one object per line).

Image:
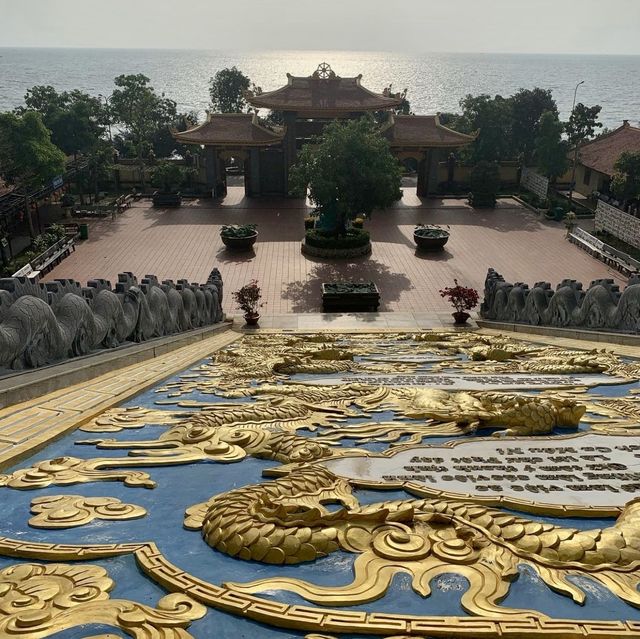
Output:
[{"xmin": 174, "ymin": 63, "xmax": 475, "ymax": 198}]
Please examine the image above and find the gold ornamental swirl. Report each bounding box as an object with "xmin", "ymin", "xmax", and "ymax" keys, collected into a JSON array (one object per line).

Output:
[
  {"xmin": 0, "ymin": 562, "xmax": 205, "ymax": 638},
  {"xmin": 28, "ymin": 495, "xmax": 147, "ymax": 529}
]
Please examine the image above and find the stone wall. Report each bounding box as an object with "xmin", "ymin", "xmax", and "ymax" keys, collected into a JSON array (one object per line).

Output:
[
  {"xmin": 480, "ymin": 268, "xmax": 640, "ymax": 333},
  {"xmin": 0, "ymin": 270, "xmax": 224, "ymax": 370},
  {"xmin": 595, "ymin": 200, "xmax": 640, "ymax": 250}
]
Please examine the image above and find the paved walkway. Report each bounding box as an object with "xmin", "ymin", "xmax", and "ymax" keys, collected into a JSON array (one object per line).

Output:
[{"xmin": 45, "ymin": 188, "xmax": 624, "ymax": 315}]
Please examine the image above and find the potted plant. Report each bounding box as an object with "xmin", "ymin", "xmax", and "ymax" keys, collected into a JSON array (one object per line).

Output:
[
  {"xmin": 468, "ymin": 161, "xmax": 500, "ymax": 208},
  {"xmin": 439, "ymin": 279, "xmax": 479, "ymax": 325},
  {"xmin": 220, "ymin": 224, "xmax": 258, "ymax": 251},
  {"xmin": 151, "ymin": 161, "xmax": 184, "ymax": 207},
  {"xmin": 289, "ymin": 118, "xmax": 402, "ymax": 254},
  {"xmin": 414, "ymin": 224, "xmax": 450, "ymax": 251},
  {"xmin": 233, "ymin": 279, "xmax": 264, "ymax": 326}
]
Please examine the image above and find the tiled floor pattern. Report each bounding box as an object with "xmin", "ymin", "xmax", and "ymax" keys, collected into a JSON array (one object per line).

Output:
[{"xmin": 45, "ymin": 188, "xmax": 624, "ymax": 316}]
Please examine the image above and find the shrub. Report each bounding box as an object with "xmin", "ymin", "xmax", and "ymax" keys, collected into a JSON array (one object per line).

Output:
[
  {"xmin": 220, "ymin": 224, "xmax": 257, "ymax": 238},
  {"xmin": 305, "ymin": 228, "xmax": 370, "ymax": 250},
  {"xmin": 414, "ymin": 224, "xmax": 449, "ymax": 238}
]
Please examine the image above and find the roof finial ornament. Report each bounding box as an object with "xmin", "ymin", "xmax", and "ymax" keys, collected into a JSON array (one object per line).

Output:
[{"xmin": 313, "ymin": 62, "xmax": 335, "ymax": 80}]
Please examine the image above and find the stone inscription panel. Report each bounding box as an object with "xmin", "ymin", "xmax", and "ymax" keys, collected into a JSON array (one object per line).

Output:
[
  {"xmin": 323, "ymin": 434, "xmax": 640, "ymax": 507},
  {"xmin": 305, "ymin": 373, "xmax": 622, "ymax": 391}
]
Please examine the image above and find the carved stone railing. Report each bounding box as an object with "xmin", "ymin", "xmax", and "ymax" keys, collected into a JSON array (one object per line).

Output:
[
  {"xmin": 0, "ymin": 270, "xmax": 224, "ymax": 370},
  {"xmin": 595, "ymin": 200, "xmax": 640, "ymax": 250},
  {"xmin": 480, "ymin": 268, "xmax": 640, "ymax": 333}
]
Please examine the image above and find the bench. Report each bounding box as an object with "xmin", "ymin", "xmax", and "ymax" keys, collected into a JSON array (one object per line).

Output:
[
  {"xmin": 569, "ymin": 228, "xmax": 639, "ymax": 277},
  {"xmin": 568, "ymin": 228, "xmax": 605, "ymax": 257},
  {"xmin": 11, "ymin": 263, "xmax": 41, "ymax": 280},
  {"xmin": 32, "ymin": 237, "xmax": 76, "ymax": 275}
]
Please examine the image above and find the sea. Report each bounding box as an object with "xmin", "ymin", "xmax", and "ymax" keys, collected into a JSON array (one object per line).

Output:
[{"xmin": 0, "ymin": 48, "xmax": 639, "ymax": 129}]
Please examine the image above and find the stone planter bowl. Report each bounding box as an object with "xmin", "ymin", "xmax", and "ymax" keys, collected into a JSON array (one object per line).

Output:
[
  {"xmin": 221, "ymin": 232, "xmax": 258, "ymax": 251},
  {"xmin": 414, "ymin": 231, "xmax": 449, "ymax": 251}
]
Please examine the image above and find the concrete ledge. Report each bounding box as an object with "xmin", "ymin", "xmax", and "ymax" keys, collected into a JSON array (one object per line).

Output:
[
  {"xmin": 477, "ymin": 319, "xmax": 640, "ymax": 348},
  {"xmin": 0, "ymin": 322, "xmax": 232, "ymax": 408}
]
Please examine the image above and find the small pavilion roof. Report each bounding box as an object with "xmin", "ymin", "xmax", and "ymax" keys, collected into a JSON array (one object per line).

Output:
[
  {"xmin": 172, "ymin": 113, "xmax": 284, "ymax": 147},
  {"xmin": 577, "ymin": 121, "xmax": 640, "ymax": 176},
  {"xmin": 246, "ymin": 63, "xmax": 403, "ymax": 114},
  {"xmin": 383, "ymin": 115, "xmax": 476, "ymax": 149}
]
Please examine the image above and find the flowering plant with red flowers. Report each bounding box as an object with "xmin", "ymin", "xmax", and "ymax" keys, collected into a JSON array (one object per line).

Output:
[{"xmin": 439, "ymin": 279, "xmax": 479, "ymax": 313}]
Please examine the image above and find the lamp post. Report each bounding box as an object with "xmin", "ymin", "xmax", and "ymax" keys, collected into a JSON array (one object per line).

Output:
[
  {"xmin": 567, "ymin": 80, "xmax": 585, "ymax": 210},
  {"xmin": 98, "ymin": 94, "xmax": 113, "ymax": 144}
]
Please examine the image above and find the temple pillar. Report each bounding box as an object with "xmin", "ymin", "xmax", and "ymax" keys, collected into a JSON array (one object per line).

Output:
[
  {"xmin": 428, "ymin": 149, "xmax": 440, "ymax": 194},
  {"xmin": 205, "ymin": 146, "xmax": 219, "ymax": 196},
  {"xmin": 248, "ymin": 149, "xmax": 261, "ymax": 197},
  {"xmin": 417, "ymin": 151, "xmax": 430, "ymax": 197},
  {"xmin": 283, "ymin": 111, "xmax": 297, "ymax": 195}
]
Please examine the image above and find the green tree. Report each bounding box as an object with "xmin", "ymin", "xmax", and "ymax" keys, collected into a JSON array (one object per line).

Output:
[
  {"xmin": 565, "ymin": 103, "xmax": 602, "ymax": 146},
  {"xmin": 0, "ymin": 111, "xmax": 65, "ymax": 187},
  {"xmin": 458, "ymin": 94, "xmax": 513, "ymax": 163},
  {"xmin": 611, "ymin": 151, "xmax": 640, "ymax": 203},
  {"xmin": 109, "ymin": 74, "xmax": 177, "ymax": 188},
  {"xmin": 290, "ymin": 117, "xmax": 402, "ymax": 235},
  {"xmin": 511, "ymin": 88, "xmax": 558, "ymax": 164},
  {"xmin": 151, "ymin": 160, "xmax": 186, "ymax": 193},
  {"xmin": 534, "ymin": 111, "xmax": 569, "ymax": 181},
  {"xmin": 209, "ymin": 67, "xmax": 251, "ymax": 113},
  {"xmin": 0, "ymin": 110, "xmax": 66, "ymax": 236},
  {"xmin": 21, "ymin": 86, "xmax": 106, "ymax": 157}
]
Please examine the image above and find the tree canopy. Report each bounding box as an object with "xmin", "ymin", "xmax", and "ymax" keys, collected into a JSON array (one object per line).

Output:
[
  {"xmin": 20, "ymin": 86, "xmax": 106, "ymax": 157},
  {"xmin": 566, "ymin": 103, "xmax": 602, "ymax": 147},
  {"xmin": 290, "ymin": 117, "xmax": 402, "ymax": 233},
  {"xmin": 534, "ymin": 111, "xmax": 569, "ymax": 181},
  {"xmin": 110, "ymin": 74, "xmax": 177, "ymax": 163},
  {"xmin": 0, "ymin": 111, "xmax": 65, "ymax": 188},
  {"xmin": 209, "ymin": 67, "xmax": 251, "ymax": 113},
  {"xmin": 611, "ymin": 151, "xmax": 640, "ymax": 202}
]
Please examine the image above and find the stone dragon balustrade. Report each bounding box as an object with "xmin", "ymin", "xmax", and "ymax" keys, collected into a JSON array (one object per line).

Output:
[
  {"xmin": 480, "ymin": 268, "xmax": 640, "ymax": 332},
  {"xmin": 0, "ymin": 269, "xmax": 224, "ymax": 370}
]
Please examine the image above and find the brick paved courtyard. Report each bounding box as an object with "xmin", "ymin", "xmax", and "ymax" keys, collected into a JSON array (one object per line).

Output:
[{"xmin": 45, "ymin": 187, "xmax": 623, "ymax": 315}]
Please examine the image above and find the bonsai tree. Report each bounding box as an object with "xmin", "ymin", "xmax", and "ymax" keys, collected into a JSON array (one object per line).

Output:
[
  {"xmin": 289, "ymin": 117, "xmax": 402, "ymax": 236},
  {"xmin": 151, "ymin": 161, "xmax": 184, "ymax": 193},
  {"xmin": 439, "ymin": 279, "xmax": 479, "ymax": 324},
  {"xmin": 232, "ymin": 279, "xmax": 264, "ymax": 322},
  {"xmin": 469, "ymin": 161, "xmax": 500, "ymax": 208}
]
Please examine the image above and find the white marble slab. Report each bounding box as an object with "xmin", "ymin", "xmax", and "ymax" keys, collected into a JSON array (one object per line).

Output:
[
  {"xmin": 362, "ymin": 354, "xmax": 461, "ymax": 363},
  {"xmin": 303, "ymin": 373, "xmax": 623, "ymax": 391},
  {"xmin": 322, "ymin": 434, "xmax": 640, "ymax": 508}
]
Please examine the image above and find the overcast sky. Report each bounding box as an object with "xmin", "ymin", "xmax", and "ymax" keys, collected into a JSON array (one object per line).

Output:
[{"xmin": 1, "ymin": 0, "xmax": 639, "ymax": 55}]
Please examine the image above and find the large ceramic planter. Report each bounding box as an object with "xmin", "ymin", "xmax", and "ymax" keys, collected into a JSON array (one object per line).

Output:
[
  {"xmin": 453, "ymin": 311, "xmax": 470, "ymax": 325},
  {"xmin": 244, "ymin": 312, "xmax": 260, "ymax": 326},
  {"xmin": 221, "ymin": 232, "xmax": 258, "ymax": 251},
  {"xmin": 152, "ymin": 191, "xmax": 182, "ymax": 207},
  {"xmin": 322, "ymin": 282, "xmax": 380, "ymax": 312},
  {"xmin": 414, "ymin": 232, "xmax": 449, "ymax": 251}
]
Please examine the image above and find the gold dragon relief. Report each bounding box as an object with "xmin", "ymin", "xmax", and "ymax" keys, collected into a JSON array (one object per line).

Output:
[{"xmin": 183, "ymin": 464, "xmax": 640, "ymax": 620}]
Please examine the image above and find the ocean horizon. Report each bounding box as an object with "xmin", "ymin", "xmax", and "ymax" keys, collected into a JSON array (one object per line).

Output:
[{"xmin": 1, "ymin": 47, "xmax": 638, "ymax": 129}]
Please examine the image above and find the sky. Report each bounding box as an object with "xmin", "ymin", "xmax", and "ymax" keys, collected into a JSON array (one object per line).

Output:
[{"xmin": 1, "ymin": 0, "xmax": 639, "ymax": 55}]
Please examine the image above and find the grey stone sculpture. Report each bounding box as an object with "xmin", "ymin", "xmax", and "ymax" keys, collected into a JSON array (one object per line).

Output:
[
  {"xmin": 481, "ymin": 268, "xmax": 640, "ymax": 333},
  {"xmin": 0, "ymin": 269, "xmax": 224, "ymax": 370}
]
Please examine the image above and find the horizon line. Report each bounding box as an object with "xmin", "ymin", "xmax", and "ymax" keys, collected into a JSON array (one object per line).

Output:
[{"xmin": 1, "ymin": 45, "xmax": 639, "ymax": 57}]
